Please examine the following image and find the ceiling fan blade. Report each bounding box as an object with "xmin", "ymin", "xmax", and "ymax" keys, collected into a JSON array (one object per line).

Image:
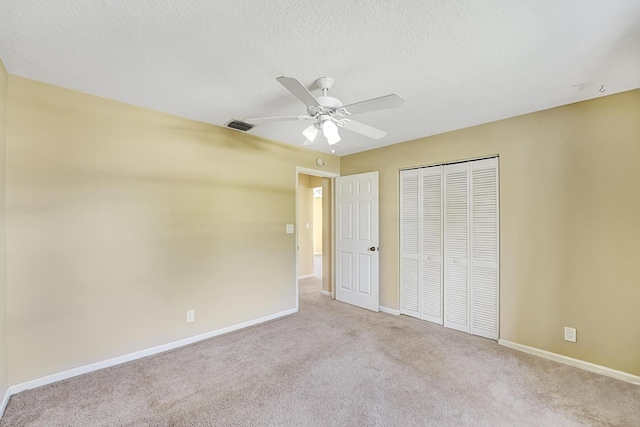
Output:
[
  {"xmin": 342, "ymin": 94, "xmax": 405, "ymax": 116},
  {"xmin": 245, "ymin": 115, "xmax": 312, "ymax": 124},
  {"xmin": 276, "ymin": 76, "xmax": 320, "ymax": 107},
  {"xmin": 340, "ymin": 120, "xmax": 387, "ymax": 140}
]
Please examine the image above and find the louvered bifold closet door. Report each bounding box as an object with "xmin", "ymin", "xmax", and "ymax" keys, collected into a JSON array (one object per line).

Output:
[
  {"xmin": 400, "ymin": 170, "xmax": 420, "ymax": 318},
  {"xmin": 420, "ymin": 166, "xmax": 443, "ymax": 324},
  {"xmin": 443, "ymin": 162, "xmax": 470, "ymax": 333},
  {"xmin": 470, "ymin": 158, "xmax": 499, "ymax": 339}
]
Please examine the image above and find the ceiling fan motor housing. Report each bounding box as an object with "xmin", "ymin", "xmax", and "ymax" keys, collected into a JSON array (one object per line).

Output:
[{"xmin": 317, "ymin": 96, "xmax": 343, "ymax": 109}]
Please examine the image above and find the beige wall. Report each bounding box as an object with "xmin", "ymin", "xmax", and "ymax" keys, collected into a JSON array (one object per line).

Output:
[
  {"xmin": 308, "ymin": 176, "xmax": 323, "ymax": 188},
  {"xmin": 297, "ymin": 174, "xmax": 314, "ymax": 277},
  {"xmin": 313, "ymin": 196, "xmax": 322, "ymax": 254},
  {"xmin": 341, "ymin": 89, "xmax": 640, "ymax": 376},
  {"xmin": 0, "ymin": 59, "xmax": 8, "ymax": 399},
  {"xmin": 6, "ymin": 76, "xmax": 339, "ymax": 385},
  {"xmin": 309, "ymin": 176, "xmax": 323, "ymax": 256}
]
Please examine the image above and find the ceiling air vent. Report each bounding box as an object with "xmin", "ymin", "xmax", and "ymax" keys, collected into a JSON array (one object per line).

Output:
[{"xmin": 226, "ymin": 119, "xmax": 254, "ymax": 132}]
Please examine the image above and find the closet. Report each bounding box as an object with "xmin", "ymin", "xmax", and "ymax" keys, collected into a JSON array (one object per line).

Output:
[{"xmin": 400, "ymin": 157, "xmax": 499, "ymax": 340}]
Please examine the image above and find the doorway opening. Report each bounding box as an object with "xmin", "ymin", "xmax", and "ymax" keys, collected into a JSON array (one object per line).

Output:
[
  {"xmin": 312, "ymin": 185, "xmax": 323, "ymax": 279},
  {"xmin": 295, "ymin": 167, "xmax": 338, "ymax": 310}
]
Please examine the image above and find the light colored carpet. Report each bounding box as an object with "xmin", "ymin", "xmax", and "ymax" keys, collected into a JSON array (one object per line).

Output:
[{"xmin": 2, "ymin": 277, "xmax": 639, "ymax": 426}]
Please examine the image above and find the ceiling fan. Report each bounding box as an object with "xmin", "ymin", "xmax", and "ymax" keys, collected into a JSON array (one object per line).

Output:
[{"xmin": 245, "ymin": 76, "xmax": 404, "ymax": 146}]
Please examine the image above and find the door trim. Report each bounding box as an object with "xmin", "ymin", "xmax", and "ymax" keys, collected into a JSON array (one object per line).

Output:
[{"xmin": 295, "ymin": 167, "xmax": 340, "ymax": 312}]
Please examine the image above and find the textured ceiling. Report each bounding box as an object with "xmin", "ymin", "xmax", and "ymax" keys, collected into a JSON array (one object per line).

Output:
[{"xmin": 1, "ymin": 1, "xmax": 639, "ymax": 156}]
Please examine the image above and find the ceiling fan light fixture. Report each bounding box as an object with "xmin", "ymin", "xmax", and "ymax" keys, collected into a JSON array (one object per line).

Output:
[
  {"xmin": 322, "ymin": 120, "xmax": 341, "ymax": 145},
  {"xmin": 326, "ymin": 132, "xmax": 341, "ymax": 145},
  {"xmin": 327, "ymin": 134, "xmax": 341, "ymax": 145},
  {"xmin": 322, "ymin": 119, "xmax": 338, "ymax": 136},
  {"xmin": 302, "ymin": 124, "xmax": 319, "ymax": 142}
]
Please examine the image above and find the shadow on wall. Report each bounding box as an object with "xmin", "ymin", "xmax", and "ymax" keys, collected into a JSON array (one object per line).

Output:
[{"xmin": 5, "ymin": 75, "xmax": 341, "ymax": 385}]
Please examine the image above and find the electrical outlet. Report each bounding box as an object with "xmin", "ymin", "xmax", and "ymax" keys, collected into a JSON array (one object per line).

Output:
[
  {"xmin": 186, "ymin": 309, "xmax": 195, "ymax": 323},
  {"xmin": 564, "ymin": 326, "xmax": 576, "ymax": 343}
]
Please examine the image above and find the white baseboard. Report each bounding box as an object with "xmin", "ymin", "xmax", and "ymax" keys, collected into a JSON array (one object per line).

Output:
[
  {"xmin": 379, "ymin": 306, "xmax": 400, "ymax": 316},
  {"xmin": 313, "ymin": 252, "xmax": 322, "ymax": 255},
  {"xmin": 0, "ymin": 386, "xmax": 10, "ymax": 419},
  {"xmin": 9, "ymin": 308, "xmax": 298, "ymax": 395},
  {"xmin": 321, "ymin": 290, "xmax": 331, "ymax": 297},
  {"xmin": 498, "ymin": 339, "xmax": 640, "ymax": 386},
  {"xmin": 298, "ymin": 274, "xmax": 315, "ymax": 279}
]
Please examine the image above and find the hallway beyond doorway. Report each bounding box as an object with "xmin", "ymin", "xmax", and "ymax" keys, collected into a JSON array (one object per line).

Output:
[{"xmin": 314, "ymin": 253, "xmax": 322, "ymax": 279}]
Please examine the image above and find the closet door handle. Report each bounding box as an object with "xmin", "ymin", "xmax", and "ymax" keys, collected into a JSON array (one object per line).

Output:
[
  {"xmin": 453, "ymin": 259, "xmax": 459, "ymax": 264},
  {"xmin": 427, "ymin": 256, "xmax": 433, "ymax": 260}
]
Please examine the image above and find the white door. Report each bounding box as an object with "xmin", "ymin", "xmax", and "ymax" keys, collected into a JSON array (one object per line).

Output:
[
  {"xmin": 399, "ymin": 166, "xmax": 444, "ymax": 324},
  {"xmin": 399, "ymin": 169, "xmax": 420, "ymax": 318},
  {"xmin": 420, "ymin": 166, "xmax": 444, "ymax": 325},
  {"xmin": 443, "ymin": 162, "xmax": 470, "ymax": 333},
  {"xmin": 470, "ymin": 158, "xmax": 499, "ymax": 340},
  {"xmin": 335, "ymin": 172, "xmax": 379, "ymax": 311},
  {"xmin": 399, "ymin": 158, "xmax": 499, "ymax": 339}
]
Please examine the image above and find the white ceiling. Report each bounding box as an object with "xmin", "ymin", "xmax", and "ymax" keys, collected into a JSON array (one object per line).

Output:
[{"xmin": 1, "ymin": 1, "xmax": 639, "ymax": 156}]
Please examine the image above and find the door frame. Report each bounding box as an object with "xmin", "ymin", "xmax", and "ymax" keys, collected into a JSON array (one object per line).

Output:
[{"xmin": 295, "ymin": 167, "xmax": 340, "ymax": 311}]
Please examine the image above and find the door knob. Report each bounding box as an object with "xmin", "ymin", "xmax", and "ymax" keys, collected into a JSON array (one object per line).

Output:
[
  {"xmin": 453, "ymin": 259, "xmax": 459, "ymax": 263},
  {"xmin": 369, "ymin": 247, "xmax": 378, "ymax": 252}
]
